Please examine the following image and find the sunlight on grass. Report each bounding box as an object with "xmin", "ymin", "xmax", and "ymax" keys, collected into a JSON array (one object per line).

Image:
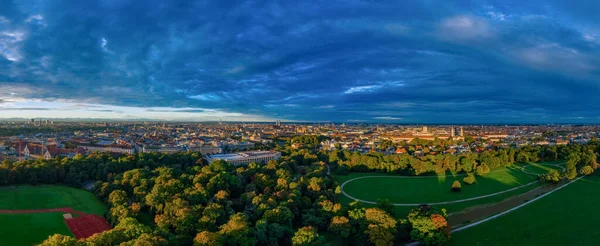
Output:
[
  {"xmin": 484, "ymin": 166, "xmax": 523, "ymax": 186},
  {"xmin": 437, "ymin": 174, "xmax": 447, "ymax": 184}
]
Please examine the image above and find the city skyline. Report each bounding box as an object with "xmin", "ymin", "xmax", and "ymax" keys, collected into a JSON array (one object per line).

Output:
[{"xmin": 1, "ymin": 0, "xmax": 600, "ymax": 123}]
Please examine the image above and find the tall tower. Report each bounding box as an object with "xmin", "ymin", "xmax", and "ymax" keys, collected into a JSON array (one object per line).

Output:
[
  {"xmin": 460, "ymin": 127, "xmax": 464, "ymax": 137},
  {"xmin": 450, "ymin": 127, "xmax": 455, "ymax": 137}
]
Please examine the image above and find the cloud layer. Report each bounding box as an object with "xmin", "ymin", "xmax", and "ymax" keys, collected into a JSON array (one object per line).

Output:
[{"xmin": 0, "ymin": 0, "xmax": 599, "ymax": 122}]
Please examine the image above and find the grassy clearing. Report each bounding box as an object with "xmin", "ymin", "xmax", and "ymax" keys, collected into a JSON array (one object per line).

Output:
[
  {"xmin": 338, "ymin": 165, "xmax": 537, "ymax": 204},
  {"xmin": 450, "ymin": 176, "xmax": 600, "ymax": 245},
  {"xmin": 336, "ymin": 163, "xmax": 563, "ymax": 217}
]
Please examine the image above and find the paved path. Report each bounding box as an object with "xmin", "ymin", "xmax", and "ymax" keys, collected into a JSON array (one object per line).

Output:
[{"xmin": 0, "ymin": 207, "xmax": 87, "ymax": 215}]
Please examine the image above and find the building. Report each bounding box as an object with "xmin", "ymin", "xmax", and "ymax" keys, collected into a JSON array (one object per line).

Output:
[
  {"xmin": 189, "ymin": 146, "xmax": 223, "ymax": 155},
  {"xmin": 205, "ymin": 151, "xmax": 281, "ymax": 166},
  {"xmin": 142, "ymin": 146, "xmax": 183, "ymax": 153},
  {"xmin": 77, "ymin": 143, "xmax": 135, "ymax": 155}
]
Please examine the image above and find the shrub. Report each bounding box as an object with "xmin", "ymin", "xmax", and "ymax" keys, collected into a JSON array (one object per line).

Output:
[
  {"xmin": 580, "ymin": 166, "xmax": 594, "ymax": 176},
  {"xmin": 462, "ymin": 174, "xmax": 476, "ymax": 185},
  {"xmin": 451, "ymin": 181, "xmax": 461, "ymax": 192}
]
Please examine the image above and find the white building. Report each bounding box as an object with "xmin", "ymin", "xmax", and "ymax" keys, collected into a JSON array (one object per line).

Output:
[{"xmin": 205, "ymin": 151, "xmax": 281, "ymax": 166}]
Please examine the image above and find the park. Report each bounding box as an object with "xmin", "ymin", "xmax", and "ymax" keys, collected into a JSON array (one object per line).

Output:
[
  {"xmin": 0, "ymin": 186, "xmax": 109, "ymax": 246},
  {"xmin": 337, "ymin": 162, "xmax": 565, "ymax": 216},
  {"xmin": 335, "ymin": 161, "xmax": 600, "ymax": 245}
]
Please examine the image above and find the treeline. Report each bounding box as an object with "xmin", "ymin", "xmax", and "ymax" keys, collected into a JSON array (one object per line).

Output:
[
  {"xmin": 316, "ymin": 143, "xmax": 599, "ymax": 176},
  {"xmin": 0, "ymin": 152, "xmax": 203, "ymax": 187}
]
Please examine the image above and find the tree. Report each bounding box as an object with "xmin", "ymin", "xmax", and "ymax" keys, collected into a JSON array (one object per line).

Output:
[
  {"xmin": 364, "ymin": 208, "xmax": 397, "ymax": 246},
  {"xmin": 114, "ymin": 218, "xmax": 151, "ymax": 239},
  {"xmin": 565, "ymin": 155, "xmax": 578, "ymax": 180},
  {"xmin": 292, "ymin": 226, "xmax": 324, "ymax": 246},
  {"xmin": 451, "ymin": 180, "xmax": 461, "ymax": 192},
  {"xmin": 108, "ymin": 190, "xmax": 128, "ymax": 206},
  {"xmin": 539, "ymin": 170, "xmax": 561, "ymax": 184},
  {"xmin": 328, "ymin": 216, "xmax": 352, "ymax": 238},
  {"xmin": 194, "ymin": 231, "xmax": 222, "ymax": 246},
  {"xmin": 219, "ymin": 213, "xmax": 256, "ymax": 246},
  {"xmin": 376, "ymin": 199, "xmax": 395, "ymax": 217},
  {"xmin": 407, "ymin": 206, "xmax": 451, "ymax": 245},
  {"xmin": 39, "ymin": 234, "xmax": 80, "ymax": 246},
  {"xmin": 475, "ymin": 164, "xmax": 490, "ymax": 176},
  {"xmin": 121, "ymin": 233, "xmax": 169, "ymax": 246},
  {"xmin": 580, "ymin": 166, "xmax": 594, "ymax": 176},
  {"xmin": 462, "ymin": 174, "xmax": 476, "ymax": 185},
  {"xmin": 263, "ymin": 206, "xmax": 293, "ymax": 226}
]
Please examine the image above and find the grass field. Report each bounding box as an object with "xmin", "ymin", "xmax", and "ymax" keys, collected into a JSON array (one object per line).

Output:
[
  {"xmin": 450, "ymin": 176, "xmax": 600, "ymax": 245},
  {"xmin": 337, "ymin": 163, "xmax": 562, "ymax": 217},
  {"xmin": 0, "ymin": 185, "xmax": 107, "ymax": 246}
]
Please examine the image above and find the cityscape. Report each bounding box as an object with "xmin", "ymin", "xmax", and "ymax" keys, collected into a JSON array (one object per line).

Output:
[{"xmin": 1, "ymin": 0, "xmax": 600, "ymax": 245}]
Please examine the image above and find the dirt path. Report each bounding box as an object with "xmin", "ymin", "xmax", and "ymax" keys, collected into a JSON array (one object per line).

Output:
[
  {"xmin": 0, "ymin": 207, "xmax": 87, "ymax": 216},
  {"xmin": 448, "ymin": 180, "xmax": 567, "ymax": 228}
]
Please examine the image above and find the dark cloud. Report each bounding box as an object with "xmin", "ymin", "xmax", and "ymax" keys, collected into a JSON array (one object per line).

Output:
[{"xmin": 0, "ymin": 0, "xmax": 599, "ymax": 122}]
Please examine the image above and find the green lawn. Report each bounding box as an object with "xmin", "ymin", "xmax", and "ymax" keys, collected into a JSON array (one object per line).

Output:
[
  {"xmin": 521, "ymin": 163, "xmax": 564, "ymax": 175},
  {"xmin": 450, "ymin": 176, "xmax": 600, "ymax": 245},
  {"xmin": 0, "ymin": 185, "xmax": 107, "ymax": 246},
  {"xmin": 0, "ymin": 185, "xmax": 106, "ymax": 215},
  {"xmin": 336, "ymin": 163, "xmax": 562, "ymax": 217},
  {"xmin": 0, "ymin": 213, "xmax": 73, "ymax": 246},
  {"xmin": 339, "ymin": 165, "xmax": 539, "ymax": 204}
]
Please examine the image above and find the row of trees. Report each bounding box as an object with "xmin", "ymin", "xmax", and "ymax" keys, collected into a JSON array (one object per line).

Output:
[{"xmin": 316, "ymin": 144, "xmax": 599, "ymax": 177}]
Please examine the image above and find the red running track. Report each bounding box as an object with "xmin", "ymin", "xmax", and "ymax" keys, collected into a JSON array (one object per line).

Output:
[
  {"xmin": 0, "ymin": 207, "xmax": 111, "ymax": 239},
  {"xmin": 65, "ymin": 214, "xmax": 112, "ymax": 239}
]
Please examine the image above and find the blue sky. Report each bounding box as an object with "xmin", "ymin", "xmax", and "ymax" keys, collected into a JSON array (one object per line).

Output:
[{"xmin": 0, "ymin": 0, "xmax": 599, "ymax": 123}]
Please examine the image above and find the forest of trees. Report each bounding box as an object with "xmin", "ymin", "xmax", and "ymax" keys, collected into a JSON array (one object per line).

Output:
[
  {"xmin": 0, "ymin": 135, "xmax": 597, "ymax": 245},
  {"xmin": 0, "ymin": 147, "xmax": 447, "ymax": 245}
]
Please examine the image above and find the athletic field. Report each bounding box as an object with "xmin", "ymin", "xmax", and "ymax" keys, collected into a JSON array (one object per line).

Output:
[{"xmin": 0, "ymin": 186, "xmax": 107, "ymax": 246}]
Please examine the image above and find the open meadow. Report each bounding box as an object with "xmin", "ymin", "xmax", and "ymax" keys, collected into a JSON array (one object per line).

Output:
[
  {"xmin": 337, "ymin": 162, "xmax": 564, "ymax": 217},
  {"xmin": 450, "ymin": 176, "xmax": 600, "ymax": 245}
]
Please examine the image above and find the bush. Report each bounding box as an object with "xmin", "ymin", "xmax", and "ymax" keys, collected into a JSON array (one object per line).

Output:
[
  {"xmin": 462, "ymin": 174, "xmax": 476, "ymax": 185},
  {"xmin": 451, "ymin": 181, "xmax": 461, "ymax": 192},
  {"xmin": 580, "ymin": 166, "xmax": 594, "ymax": 176}
]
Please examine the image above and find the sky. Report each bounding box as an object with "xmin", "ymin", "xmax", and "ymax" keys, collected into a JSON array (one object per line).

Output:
[{"xmin": 1, "ymin": 0, "xmax": 600, "ymax": 123}]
